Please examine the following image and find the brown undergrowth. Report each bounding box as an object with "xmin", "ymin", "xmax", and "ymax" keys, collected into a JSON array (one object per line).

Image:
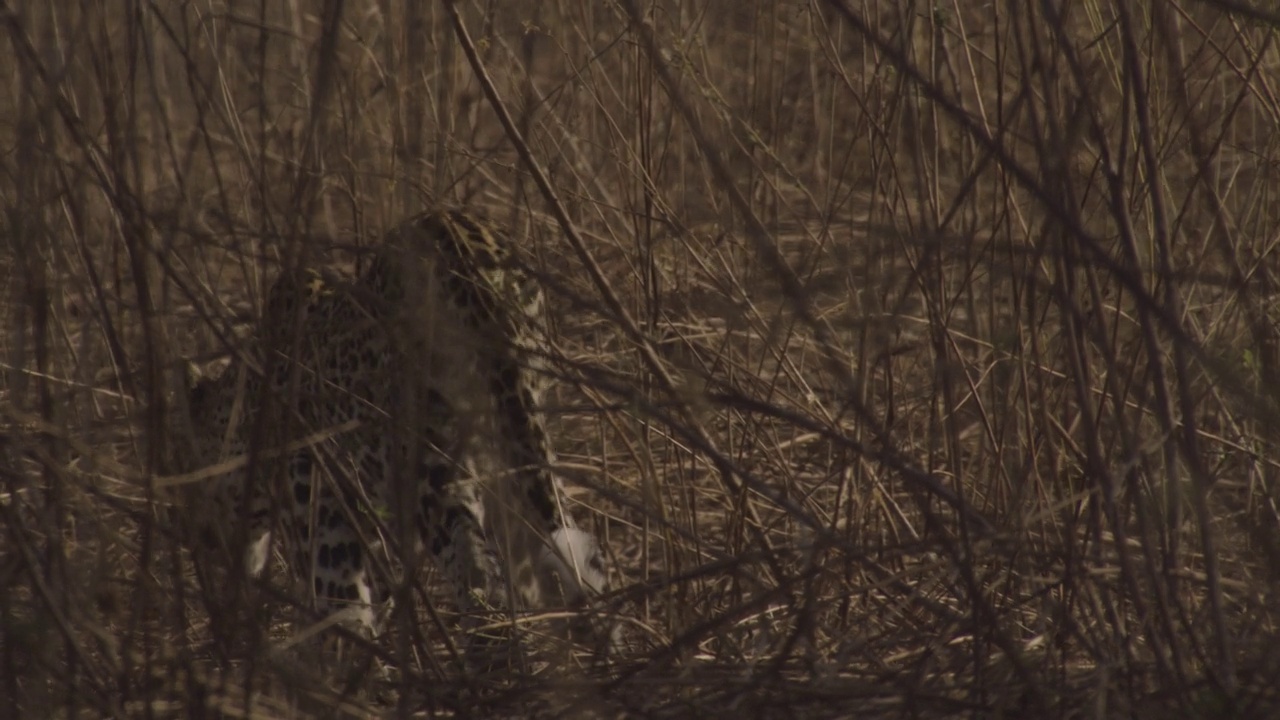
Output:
[{"xmin": 2, "ymin": 1, "xmax": 1280, "ymax": 717}]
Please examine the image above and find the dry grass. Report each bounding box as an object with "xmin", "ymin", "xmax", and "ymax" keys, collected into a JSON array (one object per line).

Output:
[{"xmin": 3, "ymin": 0, "xmax": 1280, "ymax": 717}]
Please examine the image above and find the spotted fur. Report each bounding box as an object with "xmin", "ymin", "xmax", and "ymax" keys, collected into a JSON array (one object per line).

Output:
[{"xmin": 178, "ymin": 209, "xmax": 607, "ymax": 638}]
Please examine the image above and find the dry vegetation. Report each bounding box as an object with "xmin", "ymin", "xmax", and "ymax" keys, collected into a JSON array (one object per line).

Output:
[{"xmin": 3, "ymin": 0, "xmax": 1280, "ymax": 717}]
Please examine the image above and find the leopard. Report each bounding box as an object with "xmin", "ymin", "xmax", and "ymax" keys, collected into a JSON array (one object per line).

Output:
[{"xmin": 174, "ymin": 209, "xmax": 608, "ymax": 645}]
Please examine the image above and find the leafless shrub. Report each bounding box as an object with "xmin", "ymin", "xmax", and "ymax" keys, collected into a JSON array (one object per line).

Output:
[{"xmin": 2, "ymin": 0, "xmax": 1279, "ymax": 717}]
